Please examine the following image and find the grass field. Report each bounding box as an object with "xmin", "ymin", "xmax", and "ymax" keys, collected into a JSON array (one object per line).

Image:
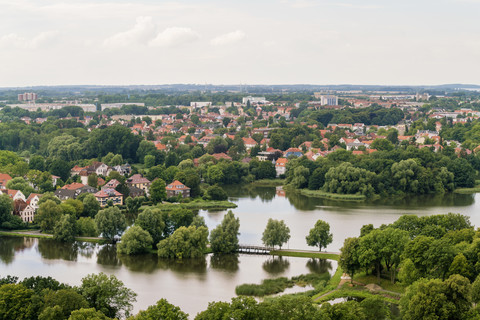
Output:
[
  {"xmin": 270, "ymin": 250, "xmax": 339, "ymax": 261},
  {"xmin": 150, "ymin": 199, "xmax": 237, "ymax": 211}
]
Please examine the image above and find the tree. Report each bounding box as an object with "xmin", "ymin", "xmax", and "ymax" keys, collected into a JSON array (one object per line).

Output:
[
  {"xmin": 323, "ymin": 163, "xmax": 375, "ymax": 196},
  {"xmin": 41, "ymin": 288, "xmax": 89, "ymax": 320},
  {"xmin": 79, "ymin": 272, "xmax": 137, "ymax": 319},
  {"xmin": 0, "ymin": 283, "xmax": 35, "ymax": 320},
  {"xmin": 95, "ymin": 207, "xmax": 127, "ymax": 242},
  {"xmin": 210, "ymin": 211, "xmax": 240, "ymax": 254},
  {"xmin": 129, "ymin": 299, "xmax": 188, "ymax": 320},
  {"xmin": 125, "ymin": 196, "xmax": 145, "ymax": 214},
  {"xmin": 144, "ymin": 155, "xmax": 155, "ymax": 168},
  {"xmin": 68, "ymin": 308, "xmax": 111, "ymax": 320},
  {"xmin": 117, "ymin": 226, "xmax": 153, "ymax": 255},
  {"xmin": 359, "ymin": 296, "xmax": 391, "ymax": 320},
  {"xmin": 0, "ymin": 193, "xmax": 13, "ymax": 226},
  {"xmin": 400, "ymin": 275, "xmax": 472, "ymax": 320},
  {"xmin": 150, "ymin": 179, "xmax": 166, "ymax": 204},
  {"xmin": 53, "ymin": 214, "xmax": 77, "ymax": 242},
  {"xmin": 157, "ymin": 226, "xmax": 209, "ymax": 259},
  {"xmin": 135, "ymin": 208, "xmax": 165, "ymax": 246},
  {"xmin": 339, "ymin": 237, "xmax": 361, "ymax": 282},
  {"xmin": 88, "ymin": 174, "xmax": 98, "ymax": 188},
  {"xmin": 262, "ymin": 219, "xmax": 290, "ymax": 249},
  {"xmin": 6, "ymin": 177, "xmax": 35, "ymax": 197},
  {"xmin": 76, "ymin": 217, "xmax": 98, "ymax": 237},
  {"xmin": 205, "ymin": 184, "xmax": 228, "ymax": 201},
  {"xmin": 306, "ymin": 219, "xmax": 333, "ymax": 251},
  {"xmin": 82, "ymin": 193, "xmax": 100, "ymax": 217},
  {"xmin": 36, "ymin": 200, "xmax": 63, "ymax": 232}
]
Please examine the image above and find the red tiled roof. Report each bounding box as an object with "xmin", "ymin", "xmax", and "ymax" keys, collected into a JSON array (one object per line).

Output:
[
  {"xmin": 166, "ymin": 180, "xmax": 190, "ymax": 191},
  {"xmin": 94, "ymin": 189, "xmax": 122, "ymax": 198},
  {"xmin": 62, "ymin": 183, "xmax": 85, "ymax": 190}
]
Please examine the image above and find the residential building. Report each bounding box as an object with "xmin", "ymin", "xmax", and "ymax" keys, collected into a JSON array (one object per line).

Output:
[
  {"xmin": 126, "ymin": 174, "xmax": 151, "ymax": 195},
  {"xmin": 0, "ymin": 173, "xmax": 12, "ymax": 190},
  {"xmin": 275, "ymin": 158, "xmax": 288, "ymax": 177},
  {"xmin": 166, "ymin": 180, "xmax": 190, "ymax": 198},
  {"xmin": 13, "ymin": 199, "xmax": 36, "ymax": 223},
  {"xmin": 94, "ymin": 189, "xmax": 123, "ymax": 207},
  {"xmin": 320, "ymin": 95, "xmax": 338, "ymax": 106}
]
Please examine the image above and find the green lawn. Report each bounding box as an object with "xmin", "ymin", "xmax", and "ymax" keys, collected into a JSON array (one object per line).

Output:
[
  {"xmin": 353, "ymin": 273, "xmax": 406, "ymax": 294},
  {"xmin": 146, "ymin": 199, "xmax": 237, "ymax": 211},
  {"xmin": 289, "ymin": 188, "xmax": 367, "ymax": 201},
  {"xmin": 251, "ymin": 179, "xmax": 285, "ymax": 187},
  {"xmin": 270, "ymin": 250, "xmax": 339, "ymax": 261}
]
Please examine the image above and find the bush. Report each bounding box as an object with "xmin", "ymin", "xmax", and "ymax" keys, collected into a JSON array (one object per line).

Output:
[
  {"xmin": 235, "ymin": 277, "xmax": 294, "ymax": 296},
  {"xmin": 205, "ymin": 185, "xmax": 228, "ymax": 201}
]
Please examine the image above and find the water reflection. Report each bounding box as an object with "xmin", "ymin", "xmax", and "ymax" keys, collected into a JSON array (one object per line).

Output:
[
  {"xmin": 306, "ymin": 258, "xmax": 332, "ymax": 274},
  {"xmin": 225, "ymin": 184, "xmax": 476, "ymax": 212},
  {"xmin": 157, "ymin": 257, "xmax": 207, "ymax": 274},
  {"xmin": 0, "ymin": 237, "xmax": 33, "ymax": 265},
  {"xmin": 119, "ymin": 253, "xmax": 159, "ymax": 273},
  {"xmin": 97, "ymin": 244, "xmax": 121, "ymax": 266},
  {"xmin": 37, "ymin": 239, "xmax": 79, "ymax": 261},
  {"xmin": 210, "ymin": 254, "xmax": 239, "ymax": 272},
  {"xmin": 223, "ymin": 185, "xmax": 276, "ymax": 202},
  {"xmin": 262, "ymin": 256, "xmax": 290, "ymax": 274}
]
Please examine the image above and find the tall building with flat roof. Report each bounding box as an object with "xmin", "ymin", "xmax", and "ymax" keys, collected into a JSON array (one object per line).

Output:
[
  {"xmin": 320, "ymin": 95, "xmax": 338, "ymax": 106},
  {"xmin": 18, "ymin": 92, "xmax": 37, "ymax": 102}
]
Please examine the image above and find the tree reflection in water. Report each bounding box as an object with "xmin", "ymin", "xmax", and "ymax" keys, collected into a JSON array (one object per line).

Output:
[
  {"xmin": 96, "ymin": 244, "xmax": 121, "ymax": 267},
  {"xmin": 37, "ymin": 238, "xmax": 79, "ymax": 261},
  {"xmin": 118, "ymin": 253, "xmax": 158, "ymax": 273},
  {"xmin": 157, "ymin": 257, "xmax": 207, "ymax": 274},
  {"xmin": 77, "ymin": 242, "xmax": 96, "ymax": 259},
  {"xmin": 0, "ymin": 237, "xmax": 27, "ymax": 265},
  {"xmin": 210, "ymin": 254, "xmax": 239, "ymax": 272},
  {"xmin": 306, "ymin": 258, "xmax": 332, "ymax": 274},
  {"xmin": 262, "ymin": 256, "xmax": 290, "ymax": 274}
]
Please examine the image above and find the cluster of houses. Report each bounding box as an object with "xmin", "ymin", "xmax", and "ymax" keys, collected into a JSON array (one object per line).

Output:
[{"xmin": 0, "ymin": 162, "xmax": 192, "ymax": 223}]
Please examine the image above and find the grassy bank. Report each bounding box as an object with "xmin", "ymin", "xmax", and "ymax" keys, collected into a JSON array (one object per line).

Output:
[
  {"xmin": 152, "ymin": 199, "xmax": 237, "ymax": 212},
  {"xmin": 0, "ymin": 231, "xmax": 105, "ymax": 244},
  {"xmin": 454, "ymin": 187, "xmax": 480, "ymax": 194},
  {"xmin": 297, "ymin": 189, "xmax": 366, "ymax": 201},
  {"xmin": 270, "ymin": 250, "xmax": 339, "ymax": 261},
  {"xmin": 251, "ymin": 179, "xmax": 285, "ymax": 187},
  {"xmin": 314, "ymin": 287, "xmax": 399, "ymax": 304}
]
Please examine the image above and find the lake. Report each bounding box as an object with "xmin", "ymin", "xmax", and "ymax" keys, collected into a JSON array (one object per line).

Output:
[{"xmin": 1, "ymin": 186, "xmax": 479, "ymax": 317}]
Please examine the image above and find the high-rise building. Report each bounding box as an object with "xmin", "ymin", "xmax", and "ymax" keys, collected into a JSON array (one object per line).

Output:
[
  {"xmin": 18, "ymin": 92, "xmax": 37, "ymax": 102},
  {"xmin": 320, "ymin": 95, "xmax": 338, "ymax": 106}
]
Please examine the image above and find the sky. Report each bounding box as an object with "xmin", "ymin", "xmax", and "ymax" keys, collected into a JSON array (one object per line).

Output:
[{"xmin": 0, "ymin": 0, "xmax": 479, "ymax": 87}]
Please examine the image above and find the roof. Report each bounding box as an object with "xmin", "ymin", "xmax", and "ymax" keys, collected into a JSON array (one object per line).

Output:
[
  {"xmin": 276, "ymin": 158, "xmax": 288, "ymax": 166},
  {"xmin": 128, "ymin": 174, "xmax": 151, "ymax": 184},
  {"xmin": 26, "ymin": 193, "xmax": 41, "ymax": 204},
  {"xmin": 166, "ymin": 180, "xmax": 190, "ymax": 191},
  {"xmin": 62, "ymin": 183, "xmax": 85, "ymax": 190},
  {"xmin": 212, "ymin": 153, "xmax": 232, "ymax": 161},
  {"xmin": 94, "ymin": 188, "xmax": 123, "ymax": 198},
  {"xmin": 0, "ymin": 173, "xmax": 12, "ymax": 182},
  {"xmin": 1, "ymin": 189, "xmax": 22, "ymax": 199},
  {"xmin": 242, "ymin": 137, "xmax": 258, "ymax": 145}
]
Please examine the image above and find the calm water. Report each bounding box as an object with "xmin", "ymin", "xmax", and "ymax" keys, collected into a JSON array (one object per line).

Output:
[
  {"xmin": 201, "ymin": 185, "xmax": 480, "ymax": 252},
  {"xmin": 0, "ymin": 236, "xmax": 335, "ymax": 317},
  {"xmin": 1, "ymin": 187, "xmax": 479, "ymax": 317}
]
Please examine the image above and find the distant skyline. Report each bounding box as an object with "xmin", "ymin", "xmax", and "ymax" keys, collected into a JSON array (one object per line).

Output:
[{"xmin": 1, "ymin": 0, "xmax": 479, "ymax": 87}]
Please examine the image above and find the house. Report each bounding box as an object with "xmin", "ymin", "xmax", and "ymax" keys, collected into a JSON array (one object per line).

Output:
[
  {"xmin": 165, "ymin": 180, "xmax": 190, "ymax": 198},
  {"xmin": 94, "ymin": 189, "xmax": 123, "ymax": 207},
  {"xmin": 126, "ymin": 174, "xmax": 151, "ymax": 195},
  {"xmin": 26, "ymin": 193, "xmax": 41, "ymax": 209},
  {"xmin": 1, "ymin": 189, "xmax": 26, "ymax": 202},
  {"xmin": 212, "ymin": 153, "xmax": 232, "ymax": 161},
  {"xmin": 284, "ymin": 148, "xmax": 303, "ymax": 158},
  {"xmin": 0, "ymin": 173, "xmax": 12, "ymax": 190},
  {"xmin": 128, "ymin": 185, "xmax": 145, "ymax": 198},
  {"xmin": 102, "ymin": 179, "xmax": 121, "ymax": 190},
  {"xmin": 13, "ymin": 199, "xmax": 36, "ymax": 223},
  {"xmin": 242, "ymin": 137, "xmax": 258, "ymax": 150},
  {"xmin": 55, "ymin": 183, "xmax": 98, "ymax": 200},
  {"xmin": 275, "ymin": 158, "xmax": 288, "ymax": 177},
  {"xmin": 113, "ymin": 163, "xmax": 131, "ymax": 176}
]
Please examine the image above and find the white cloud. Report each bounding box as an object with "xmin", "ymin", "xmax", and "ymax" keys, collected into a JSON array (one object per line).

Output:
[
  {"xmin": 103, "ymin": 16, "xmax": 156, "ymax": 48},
  {"xmin": 0, "ymin": 30, "xmax": 59, "ymax": 48},
  {"xmin": 210, "ymin": 30, "xmax": 246, "ymax": 46},
  {"xmin": 148, "ymin": 27, "xmax": 199, "ymax": 47}
]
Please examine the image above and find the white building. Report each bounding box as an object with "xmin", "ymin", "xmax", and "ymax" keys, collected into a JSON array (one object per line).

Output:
[
  {"xmin": 190, "ymin": 102, "xmax": 212, "ymax": 108},
  {"xmin": 242, "ymin": 96, "xmax": 267, "ymax": 104},
  {"xmin": 320, "ymin": 95, "xmax": 338, "ymax": 106}
]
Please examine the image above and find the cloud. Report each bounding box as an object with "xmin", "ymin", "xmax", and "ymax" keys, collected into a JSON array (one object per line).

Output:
[
  {"xmin": 0, "ymin": 31, "xmax": 59, "ymax": 48},
  {"xmin": 210, "ymin": 30, "xmax": 246, "ymax": 46},
  {"xmin": 103, "ymin": 16, "xmax": 156, "ymax": 47},
  {"xmin": 148, "ymin": 27, "xmax": 199, "ymax": 47}
]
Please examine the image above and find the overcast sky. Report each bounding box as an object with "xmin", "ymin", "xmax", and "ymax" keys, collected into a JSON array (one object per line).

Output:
[{"xmin": 1, "ymin": 0, "xmax": 479, "ymax": 87}]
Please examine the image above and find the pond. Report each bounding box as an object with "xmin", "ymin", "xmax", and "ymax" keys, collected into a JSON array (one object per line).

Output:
[
  {"xmin": 0, "ymin": 236, "xmax": 335, "ymax": 317},
  {"xmin": 200, "ymin": 185, "xmax": 480, "ymax": 252}
]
